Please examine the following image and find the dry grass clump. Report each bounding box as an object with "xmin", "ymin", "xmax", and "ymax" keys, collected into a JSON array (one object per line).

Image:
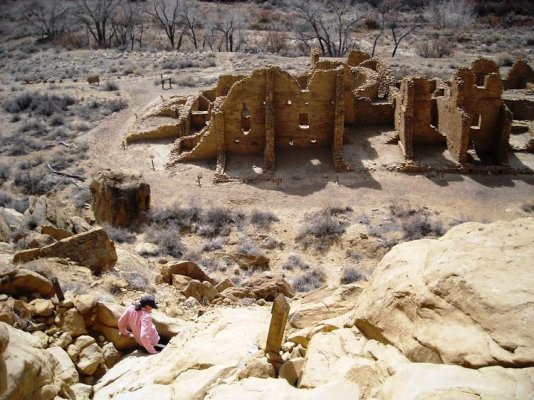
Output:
[
  {"xmin": 340, "ymin": 267, "xmax": 367, "ymax": 284},
  {"xmin": 291, "ymin": 267, "xmax": 326, "ymax": 292},
  {"xmin": 296, "ymin": 208, "xmax": 348, "ymax": 250},
  {"xmin": 2, "ymin": 92, "xmax": 75, "ymax": 115},
  {"xmin": 145, "ymin": 224, "xmax": 186, "ymax": 258},
  {"xmin": 281, "ymin": 253, "xmax": 310, "ymax": 271},
  {"xmin": 249, "ymin": 209, "xmax": 279, "ymax": 230},
  {"xmin": 102, "ymin": 224, "xmax": 136, "ymax": 244}
]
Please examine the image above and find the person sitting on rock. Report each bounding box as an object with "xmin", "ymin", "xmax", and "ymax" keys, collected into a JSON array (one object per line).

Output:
[{"xmin": 118, "ymin": 294, "xmax": 161, "ymax": 354}]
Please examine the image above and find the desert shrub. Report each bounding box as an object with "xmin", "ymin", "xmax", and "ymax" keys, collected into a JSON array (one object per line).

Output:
[
  {"xmin": 417, "ymin": 37, "xmax": 453, "ymax": 58},
  {"xmin": 100, "ymin": 81, "xmax": 119, "ymax": 91},
  {"xmin": 296, "ymin": 209, "xmax": 346, "ymax": 247},
  {"xmin": 78, "ymin": 98, "xmax": 128, "ymax": 120},
  {"xmin": 0, "ymin": 163, "xmax": 10, "ymax": 184},
  {"xmin": 260, "ymin": 236, "xmax": 283, "ymax": 250},
  {"xmin": 198, "ymin": 207, "xmax": 243, "ymax": 237},
  {"xmin": 0, "ymin": 135, "xmax": 45, "ymax": 156},
  {"xmin": 13, "ymin": 165, "xmax": 68, "ymax": 195},
  {"xmin": 150, "ymin": 203, "xmax": 202, "ymax": 230},
  {"xmin": 105, "ymin": 99, "xmax": 128, "ymax": 113},
  {"xmin": 291, "ymin": 267, "xmax": 326, "ymax": 292},
  {"xmin": 62, "ymin": 280, "xmax": 90, "ymax": 295},
  {"xmin": 237, "ymin": 236, "xmax": 259, "ymax": 255},
  {"xmin": 250, "ymin": 209, "xmax": 279, "ymax": 229},
  {"xmin": 49, "ymin": 113, "xmax": 65, "ymax": 126},
  {"xmin": 201, "ymin": 237, "xmax": 226, "ymax": 252},
  {"xmin": 145, "ymin": 224, "xmax": 186, "ymax": 258},
  {"xmin": 423, "ymin": 0, "xmax": 475, "ymax": 29},
  {"xmin": 121, "ymin": 270, "xmax": 151, "ymax": 291},
  {"xmin": 282, "ymin": 253, "xmax": 309, "ymax": 271},
  {"xmin": 340, "ymin": 267, "xmax": 367, "ymax": 284},
  {"xmin": 2, "ymin": 92, "xmax": 75, "ymax": 115},
  {"xmin": 0, "ymin": 190, "xmax": 29, "ymax": 213},
  {"xmin": 103, "ymin": 224, "xmax": 136, "ymax": 244}
]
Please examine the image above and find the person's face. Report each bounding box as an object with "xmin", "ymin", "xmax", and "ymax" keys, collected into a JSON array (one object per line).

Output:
[{"xmin": 144, "ymin": 305, "xmax": 153, "ymax": 311}]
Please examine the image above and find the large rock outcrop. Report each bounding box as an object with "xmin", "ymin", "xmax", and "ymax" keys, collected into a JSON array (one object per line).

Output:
[
  {"xmin": 352, "ymin": 218, "xmax": 534, "ymax": 368},
  {"xmin": 90, "ymin": 169, "xmax": 150, "ymax": 227},
  {"xmin": 93, "ymin": 307, "xmax": 270, "ymax": 400},
  {"xmin": 14, "ymin": 228, "xmax": 117, "ymax": 274},
  {"xmin": 1, "ymin": 321, "xmax": 79, "ymax": 400}
]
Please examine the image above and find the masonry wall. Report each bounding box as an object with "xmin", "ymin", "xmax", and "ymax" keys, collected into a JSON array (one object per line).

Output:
[{"xmin": 222, "ymin": 69, "xmax": 267, "ymax": 156}]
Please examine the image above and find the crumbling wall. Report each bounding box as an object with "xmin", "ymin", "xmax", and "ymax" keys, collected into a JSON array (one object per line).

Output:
[
  {"xmin": 396, "ymin": 59, "xmax": 511, "ymax": 164},
  {"xmin": 503, "ymin": 60, "xmax": 534, "ymax": 90},
  {"xmin": 222, "ymin": 69, "xmax": 267, "ymax": 155},
  {"xmin": 395, "ymin": 77, "xmax": 444, "ymax": 158},
  {"xmin": 347, "ymin": 50, "xmax": 371, "ymax": 67}
]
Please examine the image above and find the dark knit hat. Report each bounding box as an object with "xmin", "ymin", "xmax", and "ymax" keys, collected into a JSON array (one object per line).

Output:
[{"xmin": 139, "ymin": 294, "xmax": 158, "ymax": 309}]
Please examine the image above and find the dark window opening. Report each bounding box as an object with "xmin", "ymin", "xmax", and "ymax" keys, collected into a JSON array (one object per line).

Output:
[
  {"xmin": 299, "ymin": 113, "xmax": 309, "ymax": 129},
  {"xmin": 470, "ymin": 113, "xmax": 481, "ymax": 129},
  {"xmin": 242, "ymin": 103, "xmax": 251, "ymax": 135},
  {"xmin": 475, "ymin": 73, "xmax": 486, "ymax": 87}
]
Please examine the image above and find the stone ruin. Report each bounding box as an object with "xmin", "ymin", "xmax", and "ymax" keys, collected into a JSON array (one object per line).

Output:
[{"xmin": 125, "ymin": 51, "xmax": 534, "ymax": 175}]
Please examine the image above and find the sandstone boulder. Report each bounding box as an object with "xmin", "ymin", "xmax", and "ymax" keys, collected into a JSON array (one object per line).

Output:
[
  {"xmin": 0, "ymin": 207, "xmax": 23, "ymax": 233},
  {"xmin": 158, "ymin": 261, "xmax": 214, "ymax": 285},
  {"xmin": 90, "ymin": 169, "xmax": 150, "ymax": 227},
  {"xmin": 58, "ymin": 308, "xmax": 88, "ymax": 337},
  {"xmin": 377, "ymin": 363, "xmax": 534, "ymax": 400},
  {"xmin": 298, "ymin": 328, "xmax": 408, "ymax": 396},
  {"xmin": 353, "ymin": 218, "xmax": 534, "ymax": 368},
  {"xmin": 29, "ymin": 298, "xmax": 54, "ymax": 317},
  {"xmin": 242, "ymin": 274, "xmax": 294, "ymax": 301},
  {"xmin": 230, "ymin": 253, "xmax": 270, "ymax": 271},
  {"xmin": 1, "ymin": 321, "xmax": 74, "ymax": 399},
  {"xmin": 205, "ymin": 377, "xmax": 361, "ymax": 400},
  {"xmin": 77, "ymin": 342, "xmax": 105, "ymax": 376},
  {"xmin": 39, "ymin": 228, "xmax": 117, "ymax": 274},
  {"xmin": 289, "ymin": 283, "xmax": 364, "ymax": 329},
  {"xmin": 40, "ymin": 225, "xmax": 72, "ymax": 241},
  {"xmin": 183, "ymin": 279, "xmax": 218, "ymax": 303},
  {"xmin": 0, "ymin": 268, "xmax": 54, "ymax": 297},
  {"xmin": 93, "ymin": 307, "xmax": 271, "ymax": 400}
]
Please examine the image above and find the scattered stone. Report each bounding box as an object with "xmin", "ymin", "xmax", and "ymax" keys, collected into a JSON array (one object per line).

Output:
[
  {"xmin": 183, "ymin": 280, "xmax": 218, "ymax": 303},
  {"xmin": 29, "ymin": 298, "xmax": 54, "ymax": 317},
  {"xmin": 158, "ymin": 261, "xmax": 214, "ymax": 285},
  {"xmin": 77, "ymin": 342, "xmax": 104, "ymax": 376},
  {"xmin": 242, "ymin": 274, "xmax": 294, "ymax": 301}
]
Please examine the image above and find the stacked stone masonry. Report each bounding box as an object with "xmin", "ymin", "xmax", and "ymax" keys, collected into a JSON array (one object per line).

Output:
[{"xmin": 125, "ymin": 52, "xmax": 533, "ymax": 173}]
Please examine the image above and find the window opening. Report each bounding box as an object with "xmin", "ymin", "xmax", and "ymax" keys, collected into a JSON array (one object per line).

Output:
[
  {"xmin": 299, "ymin": 113, "xmax": 309, "ymax": 129},
  {"xmin": 242, "ymin": 103, "xmax": 251, "ymax": 135}
]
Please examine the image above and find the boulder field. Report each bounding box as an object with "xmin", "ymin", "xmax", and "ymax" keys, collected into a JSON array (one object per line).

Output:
[{"xmin": 1, "ymin": 218, "xmax": 533, "ymax": 399}]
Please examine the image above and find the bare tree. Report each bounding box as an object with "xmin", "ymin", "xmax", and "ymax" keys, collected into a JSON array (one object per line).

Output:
[
  {"xmin": 111, "ymin": 1, "xmax": 146, "ymax": 50},
  {"xmin": 293, "ymin": 0, "xmax": 363, "ymax": 57},
  {"xmin": 76, "ymin": 0, "xmax": 122, "ymax": 48},
  {"xmin": 146, "ymin": 0, "xmax": 183, "ymax": 50},
  {"xmin": 180, "ymin": 0, "xmax": 201, "ymax": 50},
  {"xmin": 204, "ymin": 8, "xmax": 242, "ymax": 52},
  {"xmin": 389, "ymin": 22, "xmax": 416, "ymax": 57},
  {"xmin": 24, "ymin": 0, "xmax": 70, "ymax": 42},
  {"xmin": 424, "ymin": 0, "xmax": 474, "ymax": 29}
]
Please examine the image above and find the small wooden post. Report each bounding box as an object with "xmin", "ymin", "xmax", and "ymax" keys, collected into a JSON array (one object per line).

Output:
[
  {"xmin": 265, "ymin": 294, "xmax": 290, "ymax": 360},
  {"xmin": 51, "ymin": 277, "xmax": 65, "ymax": 302},
  {"xmin": 196, "ymin": 175, "xmax": 202, "ymax": 187},
  {"xmin": 151, "ymin": 159, "xmax": 155, "ymax": 171}
]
